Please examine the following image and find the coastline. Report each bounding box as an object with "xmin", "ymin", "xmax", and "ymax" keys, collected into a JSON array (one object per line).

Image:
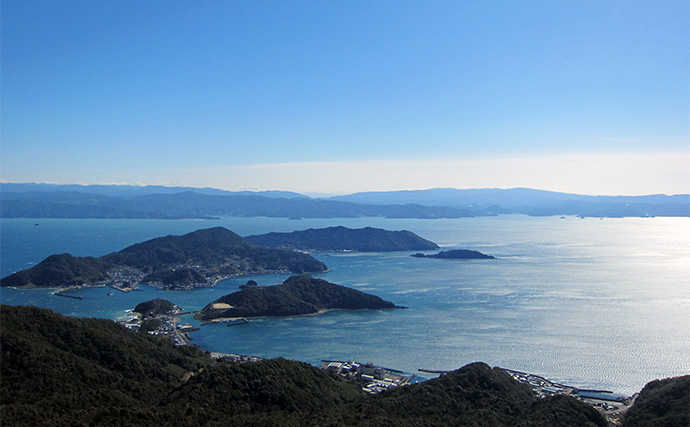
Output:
[
  {"xmin": 5, "ymin": 268, "xmax": 323, "ymax": 293},
  {"xmin": 196, "ymin": 308, "xmax": 332, "ymax": 324}
]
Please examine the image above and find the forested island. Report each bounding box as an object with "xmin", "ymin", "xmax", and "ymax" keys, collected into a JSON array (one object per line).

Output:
[
  {"xmin": 0, "ymin": 227, "xmax": 327, "ymax": 290},
  {"xmin": 196, "ymin": 275, "xmax": 402, "ymax": 321},
  {"xmin": 411, "ymin": 249, "xmax": 496, "ymax": 260},
  {"xmin": 2, "ymin": 304, "xmax": 686, "ymax": 426},
  {"xmin": 133, "ymin": 299, "xmax": 177, "ymax": 317},
  {"xmin": 246, "ymin": 226, "xmax": 440, "ymax": 252}
]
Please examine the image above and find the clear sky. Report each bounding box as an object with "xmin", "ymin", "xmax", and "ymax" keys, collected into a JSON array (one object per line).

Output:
[{"xmin": 1, "ymin": 1, "xmax": 688, "ymax": 196}]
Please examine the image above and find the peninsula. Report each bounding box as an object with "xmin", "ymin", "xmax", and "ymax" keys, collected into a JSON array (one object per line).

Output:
[
  {"xmin": 245, "ymin": 226, "xmax": 440, "ymax": 252},
  {"xmin": 411, "ymin": 249, "xmax": 496, "ymax": 260},
  {"xmin": 196, "ymin": 274, "xmax": 403, "ymax": 321},
  {"xmin": 0, "ymin": 227, "xmax": 328, "ymax": 290}
]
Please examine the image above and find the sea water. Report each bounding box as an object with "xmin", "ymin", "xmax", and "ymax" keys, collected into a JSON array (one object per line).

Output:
[{"xmin": 1, "ymin": 215, "xmax": 689, "ymax": 395}]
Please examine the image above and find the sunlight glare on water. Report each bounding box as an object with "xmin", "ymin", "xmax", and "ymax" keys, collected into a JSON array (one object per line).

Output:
[{"xmin": 1, "ymin": 215, "xmax": 688, "ymax": 395}]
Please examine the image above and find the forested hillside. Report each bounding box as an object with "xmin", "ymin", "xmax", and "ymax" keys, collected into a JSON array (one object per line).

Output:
[
  {"xmin": 196, "ymin": 275, "xmax": 401, "ymax": 320},
  {"xmin": 246, "ymin": 226, "xmax": 439, "ymax": 252},
  {"xmin": 1, "ymin": 305, "xmax": 614, "ymax": 426},
  {"xmin": 0, "ymin": 227, "xmax": 327, "ymax": 289}
]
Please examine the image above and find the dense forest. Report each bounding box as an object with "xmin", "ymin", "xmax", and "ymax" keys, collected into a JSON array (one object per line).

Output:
[
  {"xmin": 0, "ymin": 253, "xmax": 108, "ymax": 288},
  {"xmin": 0, "ymin": 227, "xmax": 327, "ymax": 289},
  {"xmin": 196, "ymin": 275, "xmax": 401, "ymax": 320},
  {"xmin": 246, "ymin": 226, "xmax": 440, "ymax": 252},
  {"xmin": 0, "ymin": 304, "xmax": 623, "ymax": 426},
  {"xmin": 622, "ymin": 375, "xmax": 689, "ymax": 427},
  {"xmin": 133, "ymin": 299, "xmax": 176, "ymax": 317}
]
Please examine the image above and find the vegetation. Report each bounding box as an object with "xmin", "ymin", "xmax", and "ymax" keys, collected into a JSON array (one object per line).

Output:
[
  {"xmin": 354, "ymin": 363, "xmax": 607, "ymax": 427},
  {"xmin": 0, "ymin": 227, "xmax": 328, "ymax": 289},
  {"xmin": 246, "ymin": 226, "xmax": 440, "ymax": 252},
  {"xmin": 623, "ymin": 375, "xmax": 689, "ymax": 427},
  {"xmin": 196, "ymin": 274, "xmax": 401, "ymax": 320},
  {"xmin": 1, "ymin": 304, "xmax": 614, "ymax": 426},
  {"xmin": 133, "ymin": 299, "xmax": 176, "ymax": 317},
  {"xmin": 103, "ymin": 227, "xmax": 328, "ymax": 278},
  {"xmin": 412, "ymin": 249, "xmax": 496, "ymax": 260},
  {"xmin": 0, "ymin": 253, "xmax": 109, "ymax": 288},
  {"xmin": 0, "ymin": 304, "xmax": 211, "ymax": 426}
]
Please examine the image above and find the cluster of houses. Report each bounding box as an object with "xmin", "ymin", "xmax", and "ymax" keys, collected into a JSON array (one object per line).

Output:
[
  {"xmin": 501, "ymin": 367, "xmax": 635, "ymax": 423},
  {"xmin": 321, "ymin": 360, "xmax": 413, "ymax": 394}
]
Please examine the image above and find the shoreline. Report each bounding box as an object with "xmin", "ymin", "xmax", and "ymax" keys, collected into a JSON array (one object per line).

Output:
[
  {"xmin": 196, "ymin": 308, "xmax": 332, "ymax": 324},
  {"xmin": 6, "ymin": 268, "xmax": 326, "ymax": 293}
]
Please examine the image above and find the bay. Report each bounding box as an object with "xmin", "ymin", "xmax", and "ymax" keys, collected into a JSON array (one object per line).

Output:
[{"xmin": 1, "ymin": 215, "xmax": 689, "ymax": 395}]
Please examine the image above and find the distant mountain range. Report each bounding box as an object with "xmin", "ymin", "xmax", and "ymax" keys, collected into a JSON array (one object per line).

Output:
[
  {"xmin": 328, "ymin": 187, "xmax": 690, "ymax": 217},
  {"xmin": 1, "ymin": 182, "xmax": 687, "ymax": 219}
]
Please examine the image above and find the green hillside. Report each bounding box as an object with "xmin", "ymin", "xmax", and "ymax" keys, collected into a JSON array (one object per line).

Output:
[
  {"xmin": 246, "ymin": 226, "xmax": 440, "ymax": 252},
  {"xmin": 1, "ymin": 304, "xmax": 614, "ymax": 426},
  {"xmin": 196, "ymin": 275, "xmax": 401, "ymax": 320},
  {"xmin": 0, "ymin": 227, "xmax": 328, "ymax": 289},
  {"xmin": 0, "ymin": 254, "xmax": 109, "ymax": 288},
  {"xmin": 623, "ymin": 375, "xmax": 689, "ymax": 427}
]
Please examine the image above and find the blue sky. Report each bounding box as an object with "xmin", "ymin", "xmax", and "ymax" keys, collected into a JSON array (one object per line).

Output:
[{"xmin": 1, "ymin": 1, "xmax": 688, "ymax": 195}]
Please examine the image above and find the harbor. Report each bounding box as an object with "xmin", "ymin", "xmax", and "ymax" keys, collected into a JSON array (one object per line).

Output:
[
  {"xmin": 498, "ymin": 368, "xmax": 636, "ymax": 425},
  {"xmin": 321, "ymin": 360, "xmax": 414, "ymax": 394}
]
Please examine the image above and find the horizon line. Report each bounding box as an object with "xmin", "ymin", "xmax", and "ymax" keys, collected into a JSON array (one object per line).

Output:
[{"xmin": 1, "ymin": 180, "xmax": 688, "ymax": 198}]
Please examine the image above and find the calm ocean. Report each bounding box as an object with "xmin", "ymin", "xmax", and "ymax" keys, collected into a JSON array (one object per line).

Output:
[{"xmin": 1, "ymin": 215, "xmax": 689, "ymax": 395}]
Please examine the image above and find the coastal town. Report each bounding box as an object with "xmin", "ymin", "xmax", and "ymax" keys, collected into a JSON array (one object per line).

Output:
[
  {"xmin": 321, "ymin": 360, "xmax": 414, "ymax": 394},
  {"xmin": 121, "ymin": 298, "xmax": 639, "ymax": 421},
  {"xmin": 498, "ymin": 368, "xmax": 636, "ymax": 425}
]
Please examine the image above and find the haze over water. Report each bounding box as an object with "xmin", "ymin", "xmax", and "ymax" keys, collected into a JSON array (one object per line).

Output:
[{"xmin": 1, "ymin": 215, "xmax": 689, "ymax": 395}]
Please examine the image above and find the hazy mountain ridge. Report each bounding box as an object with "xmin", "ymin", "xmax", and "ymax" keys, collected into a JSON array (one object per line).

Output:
[
  {"xmin": 0, "ymin": 183, "xmax": 307, "ymax": 199},
  {"xmin": 0, "ymin": 188, "xmax": 473, "ymax": 219},
  {"xmin": 1, "ymin": 183, "xmax": 687, "ymax": 218},
  {"xmin": 328, "ymin": 187, "xmax": 689, "ymax": 207}
]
